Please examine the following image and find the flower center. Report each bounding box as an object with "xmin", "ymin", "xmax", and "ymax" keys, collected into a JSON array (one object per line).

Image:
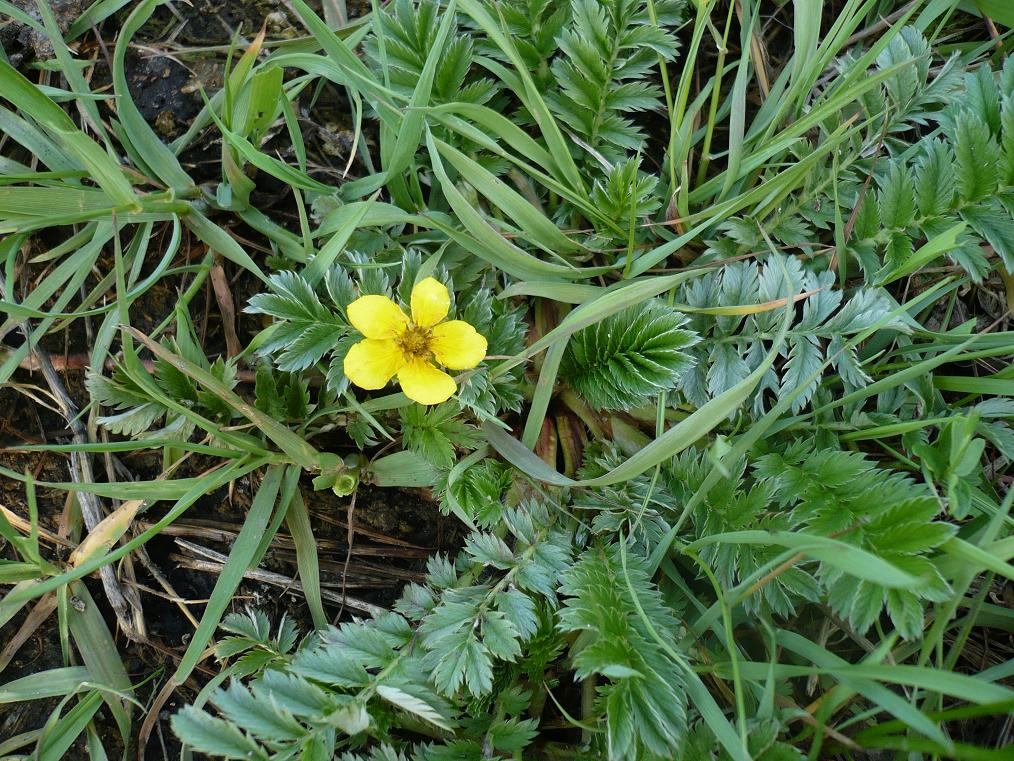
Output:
[{"xmin": 397, "ymin": 325, "xmax": 432, "ymax": 360}]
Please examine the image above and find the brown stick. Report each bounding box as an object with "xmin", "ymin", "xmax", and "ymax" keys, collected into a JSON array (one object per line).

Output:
[
  {"xmin": 843, "ymin": 1, "xmax": 920, "ymax": 49},
  {"xmin": 2, "ymin": 347, "xmax": 259, "ymax": 382},
  {"xmin": 172, "ymin": 539, "xmax": 386, "ymax": 617},
  {"xmin": 0, "ymin": 503, "xmax": 74, "ymax": 547},
  {"xmin": 775, "ymin": 694, "xmax": 860, "ymax": 750},
  {"xmin": 135, "ymin": 519, "xmax": 432, "ymax": 557}
]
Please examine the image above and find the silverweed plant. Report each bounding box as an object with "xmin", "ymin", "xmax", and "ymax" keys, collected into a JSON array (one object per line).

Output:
[{"xmin": 0, "ymin": 1, "xmax": 1013, "ymax": 760}]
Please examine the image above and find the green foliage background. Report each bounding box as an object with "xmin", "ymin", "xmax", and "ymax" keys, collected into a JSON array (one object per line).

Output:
[{"xmin": 0, "ymin": 0, "xmax": 1013, "ymax": 760}]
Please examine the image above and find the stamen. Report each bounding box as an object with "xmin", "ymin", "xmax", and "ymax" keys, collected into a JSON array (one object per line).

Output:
[{"xmin": 397, "ymin": 325, "xmax": 432, "ymax": 359}]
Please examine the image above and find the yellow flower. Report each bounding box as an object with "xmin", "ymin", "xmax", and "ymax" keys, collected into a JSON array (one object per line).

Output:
[{"xmin": 343, "ymin": 277, "xmax": 487, "ymax": 405}]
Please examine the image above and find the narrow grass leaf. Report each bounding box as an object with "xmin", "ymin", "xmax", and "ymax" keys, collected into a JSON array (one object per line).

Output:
[
  {"xmin": 184, "ymin": 210, "xmax": 267, "ymax": 282},
  {"xmin": 0, "ymin": 59, "xmax": 137, "ymax": 206},
  {"xmin": 486, "ymin": 303, "xmax": 787, "ymax": 487},
  {"xmin": 171, "ymin": 465, "xmax": 283, "ymax": 685},
  {"xmin": 0, "ymin": 667, "xmax": 89, "ymax": 702},
  {"xmin": 941, "ymin": 537, "xmax": 1014, "ymax": 583},
  {"xmin": 433, "ymin": 137, "xmax": 582, "ymax": 254},
  {"xmin": 3, "ymin": 458, "xmax": 266, "ymax": 605},
  {"xmin": 285, "ymin": 489, "xmax": 327, "ymax": 630},
  {"xmin": 687, "ymin": 530, "xmax": 918, "ymax": 588},
  {"xmin": 37, "ymin": 690, "xmax": 103, "ymax": 761},
  {"xmin": 66, "ymin": 582, "xmax": 132, "ymax": 739},
  {"xmin": 112, "ymin": 0, "xmax": 194, "ymax": 190}
]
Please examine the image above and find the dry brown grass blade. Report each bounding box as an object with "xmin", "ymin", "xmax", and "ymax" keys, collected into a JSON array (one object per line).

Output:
[
  {"xmin": 0, "ymin": 347, "xmax": 260, "ymax": 382},
  {"xmin": 0, "ymin": 593, "xmax": 57, "ymax": 673},
  {"xmin": 775, "ymin": 694, "xmax": 860, "ymax": 750},
  {"xmin": 136, "ymin": 518, "xmax": 432, "ymax": 557},
  {"xmin": 70, "ymin": 499, "xmax": 144, "ymax": 567},
  {"xmin": 735, "ymin": 0, "xmax": 770, "ymax": 98},
  {"xmin": 309, "ymin": 508, "xmax": 430, "ymax": 549},
  {"xmin": 0, "ymin": 504, "xmax": 73, "ymax": 547},
  {"xmin": 210, "ymin": 256, "xmax": 241, "ymax": 358}
]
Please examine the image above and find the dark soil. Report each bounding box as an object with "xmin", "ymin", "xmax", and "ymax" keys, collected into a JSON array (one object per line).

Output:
[
  {"xmin": 125, "ymin": 52, "xmax": 202, "ymax": 141},
  {"xmin": 1, "ymin": 0, "xmax": 83, "ymax": 65},
  {"xmin": 0, "ymin": 616, "xmax": 84, "ymax": 754}
]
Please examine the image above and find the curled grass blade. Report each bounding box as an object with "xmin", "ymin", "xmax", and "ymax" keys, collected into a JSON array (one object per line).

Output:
[{"xmin": 111, "ymin": 0, "xmax": 194, "ymax": 191}]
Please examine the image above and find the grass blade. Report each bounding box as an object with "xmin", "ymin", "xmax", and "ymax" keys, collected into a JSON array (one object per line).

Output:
[{"xmin": 170, "ymin": 465, "xmax": 284, "ymax": 685}]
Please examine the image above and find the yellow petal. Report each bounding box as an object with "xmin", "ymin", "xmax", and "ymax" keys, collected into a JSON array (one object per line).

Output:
[
  {"xmin": 430, "ymin": 320, "xmax": 488, "ymax": 370},
  {"xmin": 410, "ymin": 277, "xmax": 450, "ymax": 327},
  {"xmin": 344, "ymin": 339, "xmax": 405, "ymax": 390},
  {"xmin": 398, "ymin": 359, "xmax": 456, "ymax": 405},
  {"xmin": 347, "ymin": 295, "xmax": 409, "ymax": 339}
]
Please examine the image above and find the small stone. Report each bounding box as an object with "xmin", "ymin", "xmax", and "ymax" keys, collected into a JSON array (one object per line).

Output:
[
  {"xmin": 264, "ymin": 10, "xmax": 300, "ymax": 40},
  {"xmin": 155, "ymin": 110, "xmax": 178, "ymax": 138}
]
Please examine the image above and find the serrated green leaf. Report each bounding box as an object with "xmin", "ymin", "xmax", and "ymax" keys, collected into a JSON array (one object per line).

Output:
[
  {"xmin": 376, "ymin": 685, "xmax": 452, "ymax": 731},
  {"xmin": 253, "ymin": 670, "xmax": 332, "ymax": 719},
  {"xmin": 914, "ymin": 138, "xmax": 955, "ymax": 218},
  {"xmin": 290, "ymin": 646, "xmax": 370, "ymax": 689},
  {"xmin": 961, "ymin": 200, "xmax": 1014, "ymax": 270},
  {"xmin": 170, "ymin": 707, "xmax": 267, "ymax": 760},
  {"xmin": 463, "ymin": 533, "xmax": 515, "ymax": 569},
  {"xmin": 480, "ymin": 610, "xmax": 522, "ymax": 662},
  {"xmin": 878, "ymin": 161, "xmax": 916, "ymax": 230},
  {"xmin": 213, "ymin": 681, "xmax": 305, "ymax": 742},
  {"xmin": 953, "ymin": 111, "xmax": 1000, "ymax": 202},
  {"xmin": 561, "ymin": 300, "xmax": 698, "ymax": 410},
  {"xmin": 495, "ymin": 590, "xmax": 539, "ymax": 640},
  {"xmin": 429, "ymin": 628, "xmax": 493, "ymax": 697}
]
